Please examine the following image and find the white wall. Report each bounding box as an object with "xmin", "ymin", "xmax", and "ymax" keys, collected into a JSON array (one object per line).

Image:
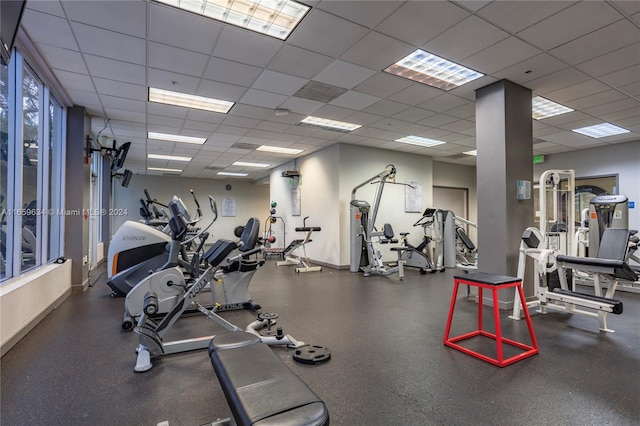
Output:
[
  {"xmin": 432, "ymin": 161, "xmax": 478, "ymax": 242},
  {"xmin": 1, "ymin": 261, "xmax": 72, "ymax": 355},
  {"xmin": 112, "ymin": 175, "xmax": 270, "ymax": 242},
  {"xmin": 338, "ymin": 144, "xmax": 434, "ymax": 266},
  {"xmin": 269, "ymin": 145, "xmax": 340, "ymax": 265},
  {"xmin": 533, "ymin": 140, "xmax": 640, "ymax": 232}
]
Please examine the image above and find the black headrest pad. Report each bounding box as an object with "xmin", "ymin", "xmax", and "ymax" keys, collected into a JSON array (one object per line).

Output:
[{"xmin": 239, "ymin": 218, "xmax": 260, "ymax": 252}]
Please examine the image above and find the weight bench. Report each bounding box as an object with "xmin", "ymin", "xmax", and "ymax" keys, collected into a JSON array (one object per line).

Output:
[
  {"xmin": 209, "ymin": 331, "xmax": 329, "ymax": 426},
  {"xmin": 277, "ymin": 218, "xmax": 322, "ymax": 273}
]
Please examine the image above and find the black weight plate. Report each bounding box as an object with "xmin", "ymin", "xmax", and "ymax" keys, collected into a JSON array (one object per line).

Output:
[{"xmin": 293, "ymin": 345, "xmax": 331, "ymax": 365}]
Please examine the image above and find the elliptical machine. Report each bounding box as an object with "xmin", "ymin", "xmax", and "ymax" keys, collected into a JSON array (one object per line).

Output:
[
  {"xmin": 107, "ymin": 189, "xmax": 208, "ymax": 297},
  {"xmin": 122, "ymin": 199, "xmax": 264, "ymax": 330},
  {"xmin": 132, "ymin": 214, "xmax": 312, "ymax": 373}
]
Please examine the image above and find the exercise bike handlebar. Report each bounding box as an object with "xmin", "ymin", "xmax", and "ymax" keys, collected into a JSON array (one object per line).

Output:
[{"xmin": 181, "ymin": 195, "xmax": 218, "ymax": 246}]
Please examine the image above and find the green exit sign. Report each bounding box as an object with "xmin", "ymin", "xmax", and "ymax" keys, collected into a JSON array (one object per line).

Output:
[{"xmin": 533, "ymin": 154, "xmax": 545, "ymax": 164}]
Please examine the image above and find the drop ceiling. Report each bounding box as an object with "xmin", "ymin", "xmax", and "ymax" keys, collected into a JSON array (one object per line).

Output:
[{"xmin": 18, "ymin": 0, "xmax": 640, "ymax": 180}]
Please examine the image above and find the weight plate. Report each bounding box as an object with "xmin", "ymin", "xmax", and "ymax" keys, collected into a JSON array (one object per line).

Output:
[
  {"xmin": 257, "ymin": 312, "xmax": 279, "ymax": 321},
  {"xmin": 293, "ymin": 345, "xmax": 331, "ymax": 365}
]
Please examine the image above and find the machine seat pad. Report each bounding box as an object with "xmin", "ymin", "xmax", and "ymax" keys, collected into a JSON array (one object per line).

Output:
[
  {"xmin": 295, "ymin": 227, "xmax": 321, "ymax": 232},
  {"xmin": 209, "ymin": 332, "xmax": 329, "ymax": 426},
  {"xmin": 456, "ymin": 227, "xmax": 476, "ymax": 251},
  {"xmin": 204, "ymin": 240, "xmax": 238, "ymax": 267},
  {"xmin": 556, "ymin": 254, "xmax": 624, "ymax": 269},
  {"xmin": 552, "ymin": 288, "xmax": 623, "ymax": 314},
  {"xmin": 454, "ymin": 272, "xmax": 521, "ymax": 286}
]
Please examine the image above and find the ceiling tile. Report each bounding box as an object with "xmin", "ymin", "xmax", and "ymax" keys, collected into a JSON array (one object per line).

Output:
[
  {"xmin": 425, "ymin": 16, "xmax": 509, "ymax": 62},
  {"xmin": 345, "ymin": 111, "xmax": 385, "ymax": 126},
  {"xmin": 85, "ymin": 55, "xmax": 146, "ymax": 86},
  {"xmin": 186, "ymin": 109, "xmax": 227, "ymax": 124},
  {"xmin": 542, "ymin": 79, "xmax": 611, "ymax": 103},
  {"xmin": 612, "ymin": 1, "xmax": 640, "ymax": 15},
  {"xmin": 148, "ymin": 68, "xmax": 201, "ymax": 94},
  {"xmin": 228, "ymin": 104, "xmax": 273, "ymax": 120},
  {"xmin": 72, "ymin": 22, "xmax": 146, "ymax": 65},
  {"xmin": 477, "ymin": 1, "xmax": 574, "ymax": 33},
  {"xmin": 21, "ymin": 9, "xmax": 78, "ymax": 51},
  {"xmin": 65, "ymin": 0, "xmax": 146, "ymax": 38},
  {"xmin": 65, "ymin": 89, "xmax": 102, "ymax": 110},
  {"xmin": 25, "ymin": 1, "xmax": 65, "ymax": 17},
  {"xmin": 391, "ymin": 108, "xmax": 436, "ymax": 123},
  {"xmin": 353, "ymin": 73, "xmax": 414, "ymax": 98},
  {"xmin": 619, "ymin": 82, "xmax": 640, "ymax": 97},
  {"xmin": 549, "ymin": 19, "xmax": 638, "ymax": 65},
  {"xmin": 148, "ymin": 3, "xmax": 222, "ymax": 54},
  {"xmin": 252, "ymin": 70, "xmax": 308, "ymax": 96},
  {"xmin": 198, "ymin": 80, "xmax": 248, "ymax": 102},
  {"xmin": 464, "ymin": 37, "xmax": 541, "ymax": 74},
  {"xmin": 517, "ymin": 2, "xmax": 623, "ymax": 50},
  {"xmin": 203, "ymin": 57, "xmax": 262, "ymax": 87},
  {"xmin": 313, "ymin": 60, "xmax": 377, "ymax": 90},
  {"xmin": 330, "ymin": 91, "xmax": 381, "ymax": 110},
  {"xmin": 526, "ymin": 67, "xmax": 592, "ymax": 95},
  {"xmin": 239, "ymin": 89, "xmax": 288, "ymax": 109},
  {"xmin": 317, "ymin": 0, "xmax": 400, "ymax": 28},
  {"xmin": 417, "ymin": 114, "xmax": 460, "ymax": 127},
  {"xmin": 148, "ymin": 42, "xmax": 209, "ymax": 77},
  {"xmin": 93, "ymin": 78, "xmax": 146, "ymax": 101},
  {"xmin": 104, "ymin": 109, "xmax": 146, "ymax": 123},
  {"xmin": 213, "ymin": 26, "xmax": 283, "ymax": 68},
  {"xmin": 267, "ymin": 45, "xmax": 334, "ymax": 79},
  {"xmin": 582, "ymin": 98, "xmax": 640, "ymax": 116},
  {"xmin": 387, "ymin": 83, "xmax": 443, "ymax": 106},
  {"xmin": 363, "ymin": 100, "xmax": 410, "ymax": 116},
  {"xmin": 576, "ymin": 43, "xmax": 640, "ymax": 77},
  {"xmin": 451, "ymin": 1, "xmax": 492, "ymax": 12},
  {"xmin": 375, "ymin": 1, "xmax": 470, "ymax": 45},
  {"xmin": 417, "ymin": 94, "xmax": 470, "ymax": 113},
  {"xmin": 101, "ymin": 95, "xmax": 146, "ymax": 113},
  {"xmin": 278, "ymin": 97, "xmax": 324, "ymax": 116},
  {"xmin": 53, "ymin": 69, "xmax": 94, "ymax": 93},
  {"xmin": 287, "ymin": 9, "xmax": 369, "ymax": 57},
  {"xmin": 599, "ymin": 65, "xmax": 640, "ymax": 90},
  {"xmin": 340, "ymin": 32, "xmax": 415, "ymax": 72},
  {"xmin": 147, "ymin": 114, "xmax": 184, "ymax": 128},
  {"xmin": 38, "ymin": 44, "xmax": 87, "ymax": 75},
  {"xmin": 566, "ymin": 90, "xmax": 628, "ymax": 110},
  {"xmin": 492, "ymin": 54, "xmax": 567, "ymax": 85},
  {"xmin": 313, "ymin": 105, "xmax": 360, "ymax": 120},
  {"xmin": 147, "ymin": 102, "xmax": 189, "ymax": 119}
]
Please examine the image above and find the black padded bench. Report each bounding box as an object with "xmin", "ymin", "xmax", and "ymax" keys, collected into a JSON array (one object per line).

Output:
[{"xmin": 209, "ymin": 331, "xmax": 329, "ymax": 426}]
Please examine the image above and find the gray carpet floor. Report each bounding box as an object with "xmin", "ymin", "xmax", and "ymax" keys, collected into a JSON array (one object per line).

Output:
[{"xmin": 2, "ymin": 259, "xmax": 639, "ymax": 425}]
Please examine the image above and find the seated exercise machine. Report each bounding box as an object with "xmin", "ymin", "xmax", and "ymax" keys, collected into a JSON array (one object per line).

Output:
[
  {"xmin": 392, "ymin": 209, "xmax": 438, "ymax": 276},
  {"xmin": 350, "ymin": 164, "xmax": 403, "ymax": 279},
  {"xmin": 133, "ymin": 215, "xmax": 324, "ymax": 372},
  {"xmin": 277, "ymin": 216, "xmax": 322, "ymax": 273},
  {"xmin": 107, "ymin": 190, "xmax": 209, "ymax": 297},
  {"xmin": 510, "ymin": 170, "xmax": 637, "ymax": 332},
  {"xmin": 208, "ymin": 331, "xmax": 329, "ymax": 426},
  {"xmin": 122, "ymin": 198, "xmax": 258, "ymax": 330}
]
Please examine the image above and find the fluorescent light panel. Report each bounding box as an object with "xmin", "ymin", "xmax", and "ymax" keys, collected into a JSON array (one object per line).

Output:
[
  {"xmin": 571, "ymin": 123, "xmax": 631, "ymax": 138},
  {"xmin": 148, "ymin": 153, "xmax": 192, "ymax": 162},
  {"xmin": 256, "ymin": 145, "xmax": 303, "ymax": 155},
  {"xmin": 395, "ymin": 135, "xmax": 447, "ymax": 148},
  {"xmin": 217, "ymin": 171, "xmax": 248, "ymax": 176},
  {"xmin": 148, "ymin": 131, "xmax": 206, "ymax": 145},
  {"xmin": 156, "ymin": 0, "xmax": 310, "ymax": 40},
  {"xmin": 385, "ymin": 49, "xmax": 484, "ymax": 90},
  {"xmin": 532, "ymin": 96, "xmax": 574, "ymax": 119},
  {"xmin": 463, "ymin": 150, "xmax": 477, "ymax": 156},
  {"xmin": 149, "ymin": 87, "xmax": 234, "ymax": 113},
  {"xmin": 233, "ymin": 161, "xmax": 270, "ymax": 168},
  {"xmin": 147, "ymin": 167, "xmax": 183, "ymax": 173},
  {"xmin": 300, "ymin": 116, "xmax": 362, "ymax": 132}
]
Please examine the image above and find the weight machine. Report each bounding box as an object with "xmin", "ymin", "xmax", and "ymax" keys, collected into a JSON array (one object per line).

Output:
[
  {"xmin": 349, "ymin": 165, "xmax": 402, "ymax": 278},
  {"xmin": 509, "ymin": 170, "xmax": 636, "ymax": 332},
  {"xmin": 277, "ymin": 216, "xmax": 322, "ymax": 273}
]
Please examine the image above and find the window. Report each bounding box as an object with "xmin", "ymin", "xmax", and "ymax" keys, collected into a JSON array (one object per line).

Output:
[{"xmin": 0, "ymin": 48, "xmax": 66, "ymax": 282}]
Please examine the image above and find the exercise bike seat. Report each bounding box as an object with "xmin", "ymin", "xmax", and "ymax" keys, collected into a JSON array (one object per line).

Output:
[{"xmin": 204, "ymin": 240, "xmax": 238, "ymax": 267}]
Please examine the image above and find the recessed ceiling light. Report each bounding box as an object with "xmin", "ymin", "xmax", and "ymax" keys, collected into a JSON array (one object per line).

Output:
[
  {"xmin": 217, "ymin": 171, "xmax": 248, "ymax": 177},
  {"xmin": 149, "ymin": 87, "xmax": 234, "ymax": 113},
  {"xmin": 147, "ymin": 167, "xmax": 183, "ymax": 173},
  {"xmin": 155, "ymin": 0, "xmax": 310, "ymax": 40},
  {"xmin": 299, "ymin": 116, "xmax": 362, "ymax": 132},
  {"xmin": 384, "ymin": 49, "xmax": 484, "ymax": 90},
  {"xmin": 395, "ymin": 135, "xmax": 447, "ymax": 148},
  {"xmin": 148, "ymin": 131, "xmax": 206, "ymax": 145},
  {"xmin": 532, "ymin": 96, "xmax": 574, "ymax": 119},
  {"xmin": 256, "ymin": 145, "xmax": 303, "ymax": 155},
  {"xmin": 148, "ymin": 153, "xmax": 192, "ymax": 162},
  {"xmin": 233, "ymin": 161, "xmax": 270, "ymax": 168},
  {"xmin": 571, "ymin": 123, "xmax": 631, "ymax": 138},
  {"xmin": 463, "ymin": 150, "xmax": 477, "ymax": 156}
]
